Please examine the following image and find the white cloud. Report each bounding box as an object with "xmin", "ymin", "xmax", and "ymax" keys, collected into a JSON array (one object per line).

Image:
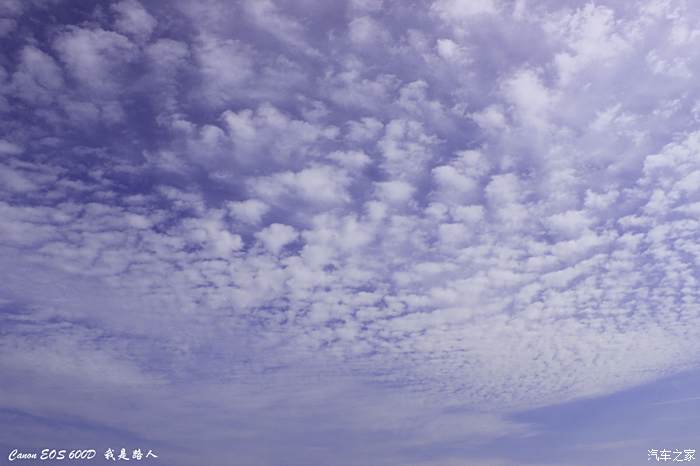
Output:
[
  {"xmin": 221, "ymin": 103, "xmax": 338, "ymax": 168},
  {"xmin": 53, "ymin": 26, "xmax": 137, "ymax": 95},
  {"xmin": 345, "ymin": 117, "xmax": 384, "ymax": 143},
  {"xmin": 502, "ymin": 68, "xmax": 555, "ymax": 130},
  {"xmin": 242, "ymin": 0, "xmax": 317, "ymax": 56},
  {"xmin": 0, "ymin": 165, "xmax": 37, "ymax": 192},
  {"xmin": 227, "ymin": 199, "xmax": 269, "ymax": 224},
  {"xmin": 348, "ymin": 16, "xmax": 389, "ymax": 45},
  {"xmin": 545, "ymin": 209, "xmax": 593, "ymax": 239},
  {"xmin": 378, "ymin": 119, "xmax": 438, "ymax": 180},
  {"xmin": 327, "ymin": 150, "xmax": 372, "ymax": 170},
  {"xmin": 0, "ymin": 139, "xmax": 23, "ymax": 156},
  {"xmin": 194, "ymin": 35, "xmax": 253, "ymax": 106},
  {"xmin": 547, "ymin": 4, "xmax": 630, "ymax": 85},
  {"xmin": 431, "ymin": 0, "xmax": 498, "ymax": 21},
  {"xmin": 112, "ymin": 0, "xmax": 156, "ymax": 42},
  {"xmin": 11, "ymin": 46, "xmax": 64, "ymax": 105},
  {"xmin": 471, "ymin": 104, "xmax": 507, "ymax": 131},
  {"xmin": 249, "ymin": 165, "xmax": 352, "ymax": 206},
  {"xmin": 256, "ymin": 223, "xmax": 298, "ymax": 254},
  {"xmin": 375, "ymin": 180, "xmax": 415, "ymax": 204},
  {"xmin": 181, "ymin": 214, "xmax": 244, "ymax": 257}
]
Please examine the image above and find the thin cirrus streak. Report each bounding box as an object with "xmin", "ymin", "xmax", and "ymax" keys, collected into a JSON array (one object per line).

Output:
[{"xmin": 1, "ymin": 0, "xmax": 700, "ymax": 465}]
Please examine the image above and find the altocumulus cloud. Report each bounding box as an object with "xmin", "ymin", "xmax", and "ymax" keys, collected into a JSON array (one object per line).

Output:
[{"xmin": 2, "ymin": 0, "xmax": 700, "ymax": 465}]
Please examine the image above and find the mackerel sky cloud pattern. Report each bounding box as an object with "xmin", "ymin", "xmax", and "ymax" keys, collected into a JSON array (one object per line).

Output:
[{"xmin": 2, "ymin": 0, "xmax": 700, "ymax": 465}]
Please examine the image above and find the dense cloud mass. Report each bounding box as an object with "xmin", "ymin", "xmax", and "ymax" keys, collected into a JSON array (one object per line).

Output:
[{"xmin": 2, "ymin": 0, "xmax": 700, "ymax": 465}]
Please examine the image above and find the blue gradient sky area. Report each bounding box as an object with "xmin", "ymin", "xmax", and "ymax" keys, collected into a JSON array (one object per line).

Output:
[{"xmin": 2, "ymin": 0, "xmax": 700, "ymax": 465}]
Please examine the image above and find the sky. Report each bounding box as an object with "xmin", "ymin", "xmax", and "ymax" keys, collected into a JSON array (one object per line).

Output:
[{"xmin": 2, "ymin": 0, "xmax": 700, "ymax": 465}]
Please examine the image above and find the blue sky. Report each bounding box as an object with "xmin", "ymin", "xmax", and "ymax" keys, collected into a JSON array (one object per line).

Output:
[{"xmin": 2, "ymin": 0, "xmax": 700, "ymax": 464}]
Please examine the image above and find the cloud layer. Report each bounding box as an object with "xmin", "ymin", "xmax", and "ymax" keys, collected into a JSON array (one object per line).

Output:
[{"xmin": 2, "ymin": 0, "xmax": 700, "ymax": 464}]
